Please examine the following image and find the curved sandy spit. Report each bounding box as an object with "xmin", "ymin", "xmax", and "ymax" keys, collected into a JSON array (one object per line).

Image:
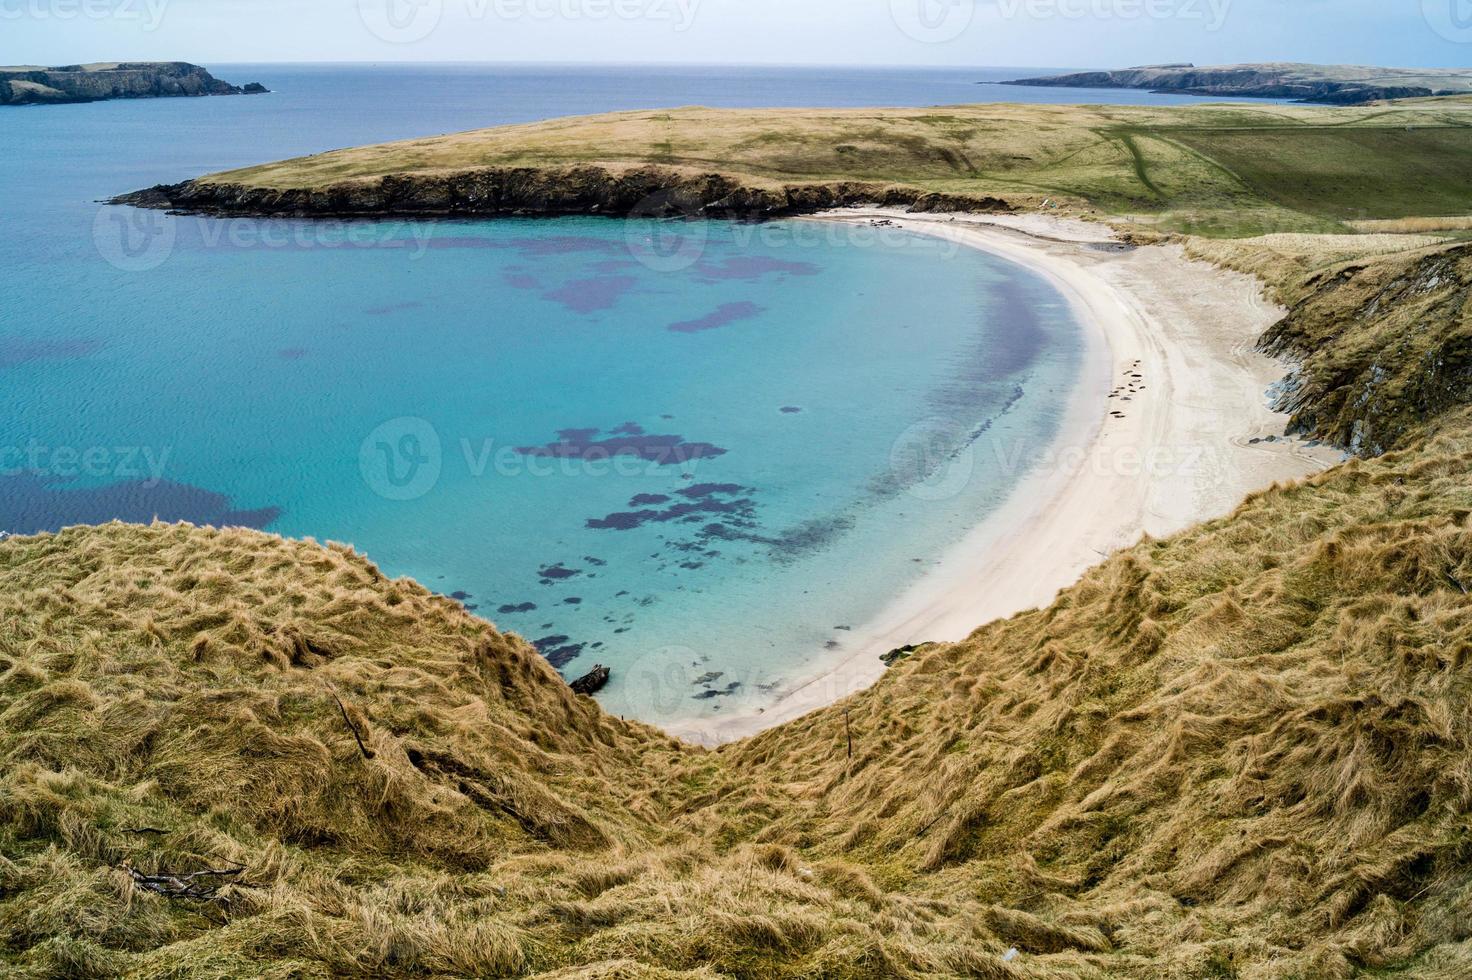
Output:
[{"xmin": 661, "ymin": 210, "xmax": 1340, "ymax": 747}]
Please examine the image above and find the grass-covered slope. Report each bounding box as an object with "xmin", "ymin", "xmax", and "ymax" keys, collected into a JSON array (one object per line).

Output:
[
  {"xmin": 6, "ymin": 412, "xmax": 1472, "ymax": 977},
  {"xmin": 123, "ymin": 99, "xmax": 1472, "ymax": 237},
  {"xmin": 733, "ymin": 411, "xmax": 1472, "ymax": 977}
]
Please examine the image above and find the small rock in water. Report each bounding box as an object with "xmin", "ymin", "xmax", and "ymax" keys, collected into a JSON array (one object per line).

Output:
[{"xmin": 570, "ymin": 665, "xmax": 611, "ymax": 696}]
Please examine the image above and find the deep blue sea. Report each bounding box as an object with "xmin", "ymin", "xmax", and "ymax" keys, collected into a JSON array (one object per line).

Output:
[{"xmin": 0, "ymin": 64, "xmax": 1214, "ymax": 724}]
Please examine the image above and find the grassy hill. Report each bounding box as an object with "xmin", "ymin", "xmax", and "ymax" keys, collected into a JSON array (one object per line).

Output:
[
  {"xmin": 0, "ymin": 63, "xmax": 264, "ymax": 106},
  {"xmin": 1006, "ymin": 63, "xmax": 1472, "ymax": 105},
  {"xmin": 126, "ymin": 99, "xmax": 1472, "ymax": 238},
  {"xmin": 5, "ymin": 413, "xmax": 1472, "ymax": 978}
]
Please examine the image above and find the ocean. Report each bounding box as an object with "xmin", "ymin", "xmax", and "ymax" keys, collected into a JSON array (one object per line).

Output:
[{"xmin": 0, "ymin": 64, "xmax": 1210, "ymax": 725}]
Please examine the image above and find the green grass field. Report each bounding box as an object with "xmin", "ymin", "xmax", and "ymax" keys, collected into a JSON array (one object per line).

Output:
[{"xmin": 195, "ymin": 98, "xmax": 1472, "ymax": 237}]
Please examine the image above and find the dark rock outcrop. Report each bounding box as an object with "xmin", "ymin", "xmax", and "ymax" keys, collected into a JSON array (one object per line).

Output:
[
  {"xmin": 1259, "ymin": 245, "xmax": 1472, "ymax": 456},
  {"xmin": 569, "ymin": 665, "xmax": 611, "ymax": 697},
  {"xmin": 111, "ymin": 166, "xmax": 1013, "ymax": 221},
  {"xmin": 1004, "ymin": 63, "xmax": 1472, "ymax": 106},
  {"xmin": 0, "ymin": 62, "xmax": 267, "ymax": 106},
  {"xmin": 881, "ymin": 643, "xmax": 935, "ymax": 667}
]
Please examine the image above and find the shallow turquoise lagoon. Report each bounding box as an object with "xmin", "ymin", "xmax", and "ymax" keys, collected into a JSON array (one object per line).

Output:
[{"xmin": 1, "ymin": 65, "xmax": 1092, "ymax": 724}]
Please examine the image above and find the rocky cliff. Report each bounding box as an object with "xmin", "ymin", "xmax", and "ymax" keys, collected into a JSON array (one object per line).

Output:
[
  {"xmin": 0, "ymin": 62, "xmax": 267, "ymax": 106},
  {"xmin": 1006, "ymin": 62, "xmax": 1472, "ymax": 105},
  {"xmin": 112, "ymin": 165, "xmax": 1012, "ymax": 220}
]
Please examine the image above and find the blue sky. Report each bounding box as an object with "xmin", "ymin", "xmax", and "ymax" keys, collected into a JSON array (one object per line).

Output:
[{"xmin": 5, "ymin": 0, "xmax": 1470, "ymax": 68}]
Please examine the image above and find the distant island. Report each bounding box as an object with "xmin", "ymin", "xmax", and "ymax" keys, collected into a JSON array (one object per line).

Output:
[
  {"xmin": 1006, "ymin": 62, "xmax": 1472, "ymax": 104},
  {"xmin": 0, "ymin": 62, "xmax": 267, "ymax": 106}
]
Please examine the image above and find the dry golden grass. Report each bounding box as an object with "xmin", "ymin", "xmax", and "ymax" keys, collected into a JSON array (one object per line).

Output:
[
  {"xmin": 1350, "ymin": 217, "xmax": 1472, "ymax": 234},
  {"xmin": 5, "ymin": 404, "xmax": 1472, "ymax": 977}
]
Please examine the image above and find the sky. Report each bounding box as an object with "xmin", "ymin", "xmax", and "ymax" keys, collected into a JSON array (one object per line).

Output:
[{"xmin": 4, "ymin": 0, "xmax": 1471, "ymax": 69}]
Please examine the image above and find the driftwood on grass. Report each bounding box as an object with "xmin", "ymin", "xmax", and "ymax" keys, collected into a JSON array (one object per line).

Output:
[{"xmin": 126, "ymin": 864, "xmax": 244, "ymax": 902}]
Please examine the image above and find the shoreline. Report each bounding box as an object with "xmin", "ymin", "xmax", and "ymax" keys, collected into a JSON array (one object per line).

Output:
[{"xmin": 661, "ymin": 209, "xmax": 1341, "ymax": 746}]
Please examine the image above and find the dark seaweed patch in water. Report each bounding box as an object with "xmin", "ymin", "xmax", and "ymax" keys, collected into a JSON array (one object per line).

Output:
[
  {"xmin": 533, "ymin": 634, "xmax": 585, "ymax": 669},
  {"xmin": 668, "ymin": 301, "xmax": 764, "ymax": 334},
  {"xmin": 0, "ymin": 337, "xmax": 101, "ymax": 369},
  {"xmin": 696, "ymin": 511, "xmax": 855, "ymax": 567},
  {"xmin": 564, "ymin": 596, "xmax": 583, "ymax": 605},
  {"xmin": 693, "ymin": 681, "xmax": 743, "ymax": 700},
  {"xmin": 629, "ymin": 493, "xmax": 670, "ymax": 506},
  {"xmin": 692, "ymin": 256, "xmax": 819, "ymax": 281},
  {"xmin": 449, "ymin": 591, "xmax": 473, "ymax": 601},
  {"xmin": 682, "ymin": 483, "xmax": 745, "ymax": 499},
  {"xmin": 780, "ymin": 406, "xmax": 803, "ymax": 414},
  {"xmin": 516, "ymin": 427, "xmax": 727, "ymax": 465},
  {"xmin": 277, "ymin": 348, "xmax": 309, "ymax": 361},
  {"xmin": 497, "ymin": 602, "xmax": 538, "ymax": 614},
  {"xmin": 502, "ymin": 271, "xmax": 540, "ymax": 290},
  {"xmin": 0, "ymin": 474, "xmax": 280, "ymax": 535},
  {"xmin": 610, "ymin": 422, "xmax": 644, "ymax": 436},
  {"xmin": 585, "ymin": 481, "xmax": 847, "ymax": 568},
  {"xmin": 541, "ymin": 275, "xmax": 638, "ymax": 314},
  {"xmin": 537, "ymin": 563, "xmax": 582, "ymax": 583},
  {"xmin": 582, "ymin": 555, "xmax": 607, "ymax": 566},
  {"xmin": 586, "ymin": 483, "xmax": 757, "ymax": 532}
]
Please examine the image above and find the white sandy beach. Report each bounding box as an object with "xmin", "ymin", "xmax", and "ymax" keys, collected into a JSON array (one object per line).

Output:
[{"xmin": 662, "ymin": 209, "xmax": 1341, "ymax": 746}]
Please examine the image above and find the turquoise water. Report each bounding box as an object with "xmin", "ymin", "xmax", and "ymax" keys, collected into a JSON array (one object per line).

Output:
[{"xmin": 1, "ymin": 64, "xmax": 1099, "ymax": 724}]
